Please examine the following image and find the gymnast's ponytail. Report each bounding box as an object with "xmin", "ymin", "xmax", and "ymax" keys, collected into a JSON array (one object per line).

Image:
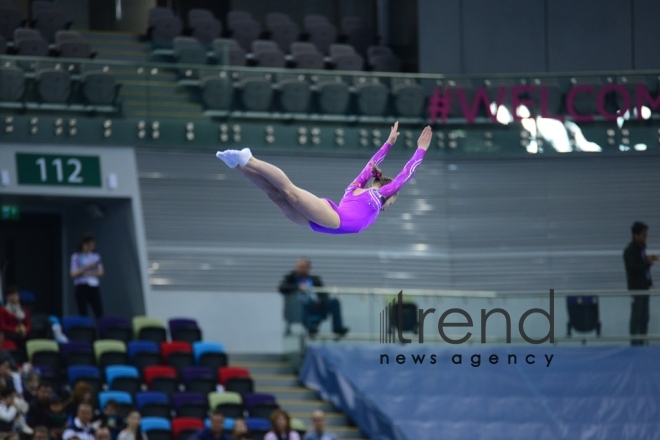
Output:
[{"xmin": 371, "ymin": 163, "xmax": 392, "ymax": 187}]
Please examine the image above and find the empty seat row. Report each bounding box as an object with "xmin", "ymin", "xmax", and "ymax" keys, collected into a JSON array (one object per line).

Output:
[
  {"xmin": 0, "ymin": 0, "xmax": 72, "ymax": 43},
  {"xmin": 141, "ymin": 415, "xmax": 279, "ymax": 440},
  {"xmin": 2, "ymin": 29, "xmax": 94, "ymax": 58}
]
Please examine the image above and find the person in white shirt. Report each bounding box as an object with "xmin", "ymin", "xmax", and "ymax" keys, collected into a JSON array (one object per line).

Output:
[
  {"xmin": 70, "ymin": 234, "xmax": 104, "ymax": 318},
  {"xmin": 302, "ymin": 411, "xmax": 336, "ymax": 440},
  {"xmin": 62, "ymin": 403, "xmax": 96, "ymax": 440}
]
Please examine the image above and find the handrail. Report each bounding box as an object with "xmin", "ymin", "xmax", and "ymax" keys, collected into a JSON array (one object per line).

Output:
[{"xmin": 311, "ymin": 287, "xmax": 659, "ymax": 298}]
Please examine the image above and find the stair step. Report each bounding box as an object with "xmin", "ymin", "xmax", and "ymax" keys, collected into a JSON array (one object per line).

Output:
[
  {"xmin": 252, "ymin": 373, "xmax": 300, "ymax": 388},
  {"xmin": 236, "ymin": 361, "xmax": 296, "ymax": 375},
  {"xmin": 277, "ymin": 399, "xmax": 336, "ymax": 413},
  {"xmin": 257, "ymin": 386, "xmax": 319, "ymax": 400},
  {"xmin": 288, "ymin": 412, "xmax": 351, "ymax": 427}
]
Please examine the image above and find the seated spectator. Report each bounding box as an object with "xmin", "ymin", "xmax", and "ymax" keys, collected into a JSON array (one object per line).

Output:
[
  {"xmin": 0, "ymin": 287, "xmax": 31, "ymax": 360},
  {"xmin": 63, "ymin": 403, "xmax": 95, "ymax": 440},
  {"xmin": 5, "ymin": 432, "xmax": 18, "ymax": 440},
  {"xmin": 95, "ymin": 400, "xmax": 123, "ymax": 440},
  {"xmin": 0, "ymin": 387, "xmax": 18, "ymax": 435},
  {"xmin": 117, "ymin": 411, "xmax": 147, "ymax": 440},
  {"xmin": 231, "ymin": 419, "xmax": 251, "ymax": 440},
  {"xmin": 302, "ymin": 411, "xmax": 336, "ymax": 440},
  {"xmin": 48, "ymin": 397, "xmax": 68, "ymax": 439},
  {"xmin": 65, "ymin": 382, "xmax": 96, "ymax": 419},
  {"xmin": 23, "ymin": 373, "xmax": 40, "ymax": 405},
  {"xmin": 278, "ymin": 258, "xmax": 349, "ymax": 337},
  {"xmin": 192, "ymin": 411, "xmax": 230, "ymax": 440},
  {"xmin": 264, "ymin": 410, "xmax": 300, "ymax": 440},
  {"xmin": 96, "ymin": 426, "xmax": 111, "ymax": 440},
  {"xmin": 32, "ymin": 426, "xmax": 50, "ymax": 440},
  {"xmin": 27, "ymin": 383, "xmax": 53, "ymax": 428}
]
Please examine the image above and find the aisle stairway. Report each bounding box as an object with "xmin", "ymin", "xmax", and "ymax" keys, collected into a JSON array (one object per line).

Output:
[
  {"xmin": 230, "ymin": 354, "xmax": 369, "ymax": 439},
  {"xmin": 79, "ymin": 31, "xmax": 205, "ymax": 120}
]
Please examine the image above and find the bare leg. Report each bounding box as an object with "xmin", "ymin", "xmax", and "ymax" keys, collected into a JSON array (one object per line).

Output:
[
  {"xmin": 243, "ymin": 157, "xmax": 340, "ymax": 229},
  {"xmin": 235, "ymin": 166, "xmax": 310, "ymax": 227}
]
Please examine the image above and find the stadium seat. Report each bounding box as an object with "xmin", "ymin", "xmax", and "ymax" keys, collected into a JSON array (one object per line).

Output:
[
  {"xmin": 189, "ymin": 17, "xmax": 221, "ymax": 45},
  {"xmin": 265, "ymin": 12, "xmax": 293, "ymax": 29},
  {"xmin": 148, "ymin": 7, "xmax": 173, "ymax": 25},
  {"xmin": 291, "ymin": 43, "xmax": 324, "ymax": 69},
  {"xmin": 81, "ymin": 71, "xmax": 120, "ymax": 106},
  {"xmin": 0, "ymin": 66, "xmax": 25, "ymax": 102},
  {"xmin": 355, "ymin": 79, "xmax": 389, "ymax": 115},
  {"xmin": 207, "ymin": 392, "xmax": 243, "ymax": 419},
  {"xmin": 244, "ymin": 393, "xmax": 278, "ymax": 420},
  {"xmin": 33, "ymin": 9, "xmax": 71, "ymax": 43},
  {"xmin": 201, "ymin": 73, "xmax": 234, "ymax": 111},
  {"xmin": 60, "ymin": 341, "xmax": 96, "ymax": 367},
  {"xmin": 67, "ymin": 365, "xmax": 102, "ymax": 394},
  {"xmin": 268, "ymin": 21, "xmax": 300, "ymax": 54},
  {"xmin": 290, "ymin": 418, "xmax": 306, "ymax": 436},
  {"xmin": 212, "ymin": 38, "xmax": 246, "ymax": 66},
  {"xmin": 180, "ymin": 366, "xmax": 216, "ymax": 394},
  {"xmin": 371, "ymin": 53, "xmax": 402, "ymax": 72},
  {"xmin": 55, "ymin": 30, "xmax": 81, "ymax": 43},
  {"xmin": 218, "ymin": 367, "xmax": 253, "ymax": 395},
  {"xmin": 173, "ymin": 36, "xmax": 207, "ymax": 78},
  {"xmin": 317, "ymin": 79, "xmax": 350, "ymax": 114},
  {"xmin": 14, "ymin": 35, "xmax": 48, "ymax": 56},
  {"xmin": 240, "ymin": 76, "xmax": 273, "ymax": 111},
  {"xmin": 57, "ymin": 40, "xmax": 93, "ymax": 59},
  {"xmin": 136, "ymin": 392, "xmax": 171, "ymax": 419},
  {"xmin": 97, "ymin": 317, "xmax": 132, "ymax": 342},
  {"xmin": 140, "ymin": 417, "xmax": 172, "ymax": 440},
  {"xmin": 171, "ymin": 418, "xmax": 204, "ymax": 440},
  {"xmin": 168, "ymin": 319, "xmax": 202, "ymax": 344},
  {"xmin": 161, "ymin": 341, "xmax": 194, "ymax": 371},
  {"xmin": 393, "ymin": 80, "xmax": 425, "ymax": 117},
  {"xmin": 171, "ymin": 392, "xmax": 208, "ymax": 420},
  {"xmin": 127, "ymin": 341, "xmax": 161, "ymax": 372},
  {"xmin": 252, "ymin": 40, "xmax": 285, "ymax": 68},
  {"xmin": 332, "ymin": 52, "xmax": 364, "ymax": 71},
  {"xmin": 26, "ymin": 339, "xmax": 60, "ymax": 372},
  {"xmin": 0, "ymin": 6, "xmax": 22, "ymax": 40},
  {"xmin": 144, "ymin": 365, "xmax": 179, "ymax": 395},
  {"xmin": 106, "ymin": 365, "xmax": 141, "ymax": 394},
  {"xmin": 133, "ymin": 316, "xmax": 168, "ymax": 343},
  {"xmin": 245, "ymin": 418, "xmax": 270, "ymax": 436},
  {"xmin": 98, "ymin": 390, "xmax": 133, "ymax": 416},
  {"xmin": 227, "ymin": 10, "xmax": 253, "ymax": 28},
  {"xmin": 204, "ymin": 417, "xmax": 235, "ymax": 430},
  {"xmin": 304, "ymin": 16, "xmax": 336, "ymax": 54},
  {"xmin": 36, "ymin": 68, "xmax": 71, "ymax": 104},
  {"xmin": 279, "ymin": 78, "xmax": 311, "ymax": 113},
  {"xmin": 193, "ymin": 342, "xmax": 227, "ymax": 370},
  {"xmin": 94, "ymin": 340, "xmax": 128, "ymax": 370},
  {"xmin": 150, "ymin": 12, "xmax": 183, "ymax": 46},
  {"xmin": 228, "ymin": 17, "xmax": 261, "ymax": 52},
  {"xmin": 63, "ymin": 316, "xmax": 97, "ymax": 343},
  {"xmin": 33, "ymin": 364, "xmax": 58, "ymax": 387},
  {"xmin": 19, "ymin": 290, "xmax": 36, "ymax": 311},
  {"xmin": 187, "ymin": 8, "xmax": 213, "ymax": 23}
]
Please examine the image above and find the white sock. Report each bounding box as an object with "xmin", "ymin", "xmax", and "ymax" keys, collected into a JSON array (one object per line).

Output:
[
  {"xmin": 215, "ymin": 151, "xmax": 238, "ymax": 168},
  {"xmin": 226, "ymin": 148, "xmax": 252, "ymax": 167}
]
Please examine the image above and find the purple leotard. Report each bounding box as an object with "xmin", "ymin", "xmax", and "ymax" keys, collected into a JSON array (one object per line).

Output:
[{"xmin": 310, "ymin": 142, "xmax": 426, "ymax": 234}]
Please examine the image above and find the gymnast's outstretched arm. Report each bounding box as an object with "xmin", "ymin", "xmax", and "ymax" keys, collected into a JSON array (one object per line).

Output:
[
  {"xmin": 350, "ymin": 121, "xmax": 400, "ymax": 189},
  {"xmin": 379, "ymin": 126, "xmax": 432, "ymax": 198}
]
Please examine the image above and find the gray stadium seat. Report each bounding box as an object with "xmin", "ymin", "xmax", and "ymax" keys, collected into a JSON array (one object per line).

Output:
[
  {"xmin": 15, "ymin": 36, "xmax": 48, "ymax": 56},
  {"xmin": 367, "ymin": 45, "xmax": 392, "ymax": 59},
  {"xmin": 291, "ymin": 42, "xmax": 318, "ymax": 55},
  {"xmin": 227, "ymin": 10, "xmax": 252, "ymax": 27},
  {"xmin": 57, "ymin": 40, "xmax": 93, "ymax": 58},
  {"xmin": 330, "ymin": 44, "xmax": 355, "ymax": 57},
  {"xmin": 13, "ymin": 27, "xmax": 40, "ymax": 42},
  {"xmin": 279, "ymin": 78, "xmax": 311, "ymax": 113},
  {"xmin": 201, "ymin": 73, "xmax": 234, "ymax": 110},
  {"xmin": 252, "ymin": 40, "xmax": 285, "ymax": 68},
  {"xmin": 190, "ymin": 17, "xmax": 221, "ymax": 45},
  {"xmin": 308, "ymin": 21, "xmax": 337, "ymax": 55},
  {"xmin": 0, "ymin": 65, "xmax": 24, "ymax": 102},
  {"xmin": 0, "ymin": 6, "xmax": 22, "ymax": 40},
  {"xmin": 293, "ymin": 51, "xmax": 324, "ymax": 70},
  {"xmin": 187, "ymin": 8, "xmax": 213, "ymax": 24},
  {"xmin": 229, "ymin": 17, "xmax": 261, "ymax": 51},
  {"xmin": 269, "ymin": 21, "xmax": 299, "ymax": 53},
  {"xmin": 332, "ymin": 52, "xmax": 364, "ymax": 71},
  {"xmin": 240, "ymin": 76, "xmax": 273, "ymax": 111},
  {"xmin": 317, "ymin": 79, "xmax": 350, "ymax": 114},
  {"xmin": 304, "ymin": 14, "xmax": 330, "ymax": 31},
  {"xmin": 81, "ymin": 71, "xmax": 119, "ymax": 105},
  {"xmin": 393, "ymin": 81, "xmax": 425, "ymax": 117},
  {"xmin": 33, "ymin": 9, "xmax": 71, "ymax": 43},
  {"xmin": 151, "ymin": 16, "xmax": 183, "ymax": 45},
  {"xmin": 173, "ymin": 36, "xmax": 207, "ymax": 78},
  {"xmin": 212, "ymin": 38, "xmax": 246, "ymax": 66},
  {"xmin": 55, "ymin": 30, "xmax": 82, "ymax": 43},
  {"xmin": 371, "ymin": 54, "xmax": 402, "ymax": 72},
  {"xmin": 36, "ymin": 68, "xmax": 71, "ymax": 103},
  {"xmin": 344, "ymin": 24, "xmax": 375, "ymax": 57},
  {"xmin": 148, "ymin": 7, "xmax": 174, "ymax": 26},
  {"xmin": 355, "ymin": 81, "xmax": 389, "ymax": 116},
  {"xmin": 266, "ymin": 12, "xmax": 293, "ymax": 29}
]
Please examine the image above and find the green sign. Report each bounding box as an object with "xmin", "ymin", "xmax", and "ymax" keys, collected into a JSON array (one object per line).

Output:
[
  {"xmin": 16, "ymin": 153, "xmax": 102, "ymax": 187},
  {"xmin": 1, "ymin": 205, "xmax": 19, "ymax": 221}
]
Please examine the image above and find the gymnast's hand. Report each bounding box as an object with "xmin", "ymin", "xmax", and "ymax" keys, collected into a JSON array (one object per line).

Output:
[
  {"xmin": 418, "ymin": 126, "xmax": 432, "ymax": 151},
  {"xmin": 387, "ymin": 121, "xmax": 400, "ymax": 144}
]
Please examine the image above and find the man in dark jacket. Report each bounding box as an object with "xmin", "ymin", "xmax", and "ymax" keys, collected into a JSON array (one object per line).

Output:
[
  {"xmin": 279, "ymin": 258, "xmax": 349, "ymax": 337},
  {"xmin": 624, "ymin": 221, "xmax": 658, "ymax": 345}
]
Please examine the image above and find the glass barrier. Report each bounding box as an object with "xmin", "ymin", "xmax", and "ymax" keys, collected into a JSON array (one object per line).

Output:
[{"xmin": 1, "ymin": 53, "xmax": 659, "ymax": 155}]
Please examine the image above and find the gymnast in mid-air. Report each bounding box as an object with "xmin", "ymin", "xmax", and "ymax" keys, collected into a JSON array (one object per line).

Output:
[{"xmin": 216, "ymin": 122, "xmax": 432, "ymax": 234}]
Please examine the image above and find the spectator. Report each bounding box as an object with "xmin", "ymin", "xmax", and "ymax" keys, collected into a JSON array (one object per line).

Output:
[
  {"xmin": 32, "ymin": 426, "xmax": 50, "ymax": 440},
  {"xmin": 70, "ymin": 234, "xmax": 104, "ymax": 318},
  {"xmin": 0, "ymin": 387, "xmax": 18, "ymax": 436},
  {"xmin": 278, "ymin": 258, "xmax": 349, "ymax": 337},
  {"xmin": 264, "ymin": 410, "xmax": 300, "ymax": 440},
  {"xmin": 26, "ymin": 384, "xmax": 53, "ymax": 428},
  {"xmin": 117, "ymin": 411, "xmax": 147, "ymax": 440},
  {"xmin": 63, "ymin": 403, "xmax": 95, "ymax": 440},
  {"xmin": 302, "ymin": 411, "xmax": 336, "ymax": 440},
  {"xmin": 0, "ymin": 286, "xmax": 31, "ymax": 360},
  {"xmin": 96, "ymin": 426, "xmax": 111, "ymax": 440},
  {"xmin": 65, "ymin": 382, "xmax": 96, "ymax": 418},
  {"xmin": 192, "ymin": 411, "xmax": 230, "ymax": 440},
  {"xmin": 0, "ymin": 331, "xmax": 17, "ymax": 354},
  {"xmin": 5, "ymin": 432, "xmax": 18, "ymax": 440},
  {"xmin": 624, "ymin": 221, "xmax": 659, "ymax": 346},
  {"xmin": 48, "ymin": 397, "xmax": 68, "ymax": 439},
  {"xmin": 0, "ymin": 354, "xmax": 16, "ymax": 393},
  {"xmin": 23, "ymin": 373, "xmax": 40, "ymax": 405},
  {"xmin": 230, "ymin": 419, "xmax": 251, "ymax": 440},
  {"xmin": 95, "ymin": 400, "xmax": 123, "ymax": 440}
]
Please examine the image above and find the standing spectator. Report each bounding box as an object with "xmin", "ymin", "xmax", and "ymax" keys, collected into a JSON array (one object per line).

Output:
[
  {"xmin": 230, "ymin": 419, "xmax": 251, "ymax": 440},
  {"xmin": 624, "ymin": 221, "xmax": 659, "ymax": 346},
  {"xmin": 278, "ymin": 258, "xmax": 348, "ymax": 337},
  {"xmin": 117, "ymin": 411, "xmax": 147, "ymax": 440},
  {"xmin": 192, "ymin": 411, "xmax": 230, "ymax": 440},
  {"xmin": 264, "ymin": 410, "xmax": 300, "ymax": 440},
  {"xmin": 302, "ymin": 411, "xmax": 336, "ymax": 440},
  {"xmin": 63, "ymin": 403, "xmax": 95, "ymax": 440},
  {"xmin": 0, "ymin": 287, "xmax": 31, "ymax": 360},
  {"xmin": 70, "ymin": 234, "xmax": 104, "ymax": 318}
]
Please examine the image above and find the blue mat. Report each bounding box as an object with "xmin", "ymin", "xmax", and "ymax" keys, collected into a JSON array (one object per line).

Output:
[{"xmin": 300, "ymin": 345, "xmax": 660, "ymax": 440}]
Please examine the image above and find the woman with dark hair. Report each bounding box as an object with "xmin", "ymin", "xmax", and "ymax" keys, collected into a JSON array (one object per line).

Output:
[
  {"xmin": 231, "ymin": 418, "xmax": 252, "ymax": 440},
  {"xmin": 216, "ymin": 123, "xmax": 432, "ymax": 234},
  {"xmin": 70, "ymin": 233, "xmax": 104, "ymax": 318},
  {"xmin": 0, "ymin": 286, "xmax": 30, "ymax": 359},
  {"xmin": 264, "ymin": 410, "xmax": 300, "ymax": 440},
  {"xmin": 64, "ymin": 382, "xmax": 96, "ymax": 419},
  {"xmin": 117, "ymin": 411, "xmax": 147, "ymax": 440}
]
